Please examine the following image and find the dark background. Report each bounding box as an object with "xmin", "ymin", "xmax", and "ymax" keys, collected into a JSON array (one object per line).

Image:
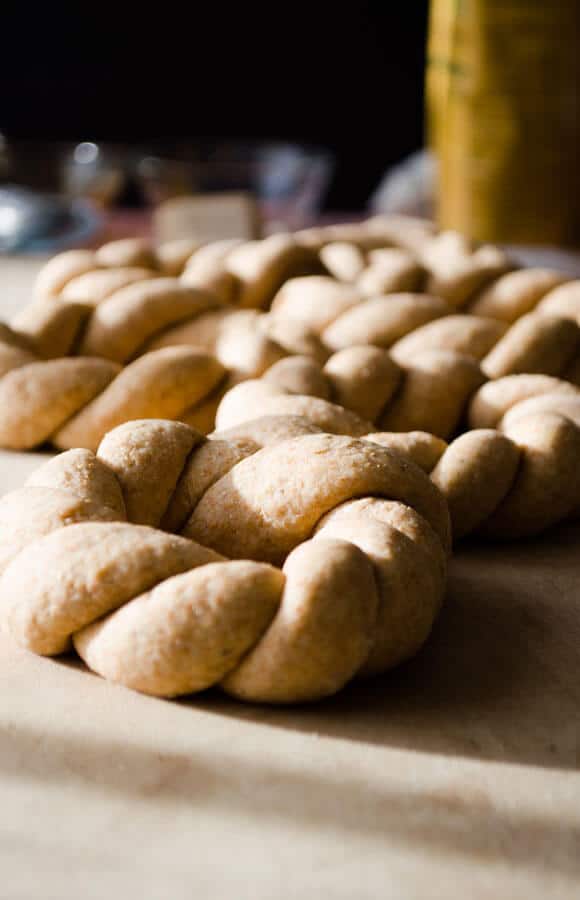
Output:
[{"xmin": 1, "ymin": 4, "xmax": 429, "ymax": 211}]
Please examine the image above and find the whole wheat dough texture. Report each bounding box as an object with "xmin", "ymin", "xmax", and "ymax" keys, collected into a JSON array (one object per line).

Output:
[
  {"xmin": 0, "ymin": 346, "xmax": 226, "ymax": 451},
  {"xmin": 4, "ymin": 224, "xmax": 580, "ymax": 455},
  {"xmin": 215, "ymin": 346, "xmax": 485, "ymax": 440},
  {"xmin": 0, "ymin": 421, "xmax": 451, "ymax": 703},
  {"xmin": 1, "ymin": 402, "xmax": 578, "ymax": 704}
]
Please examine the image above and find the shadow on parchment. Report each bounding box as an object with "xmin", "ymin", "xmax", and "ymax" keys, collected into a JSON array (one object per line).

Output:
[
  {"xmin": 1, "ymin": 717, "xmax": 579, "ymax": 879},
  {"xmin": 182, "ymin": 521, "xmax": 580, "ymax": 772},
  {"xmin": 2, "ymin": 527, "xmax": 579, "ymax": 875},
  {"xmin": 49, "ymin": 522, "xmax": 580, "ymax": 772}
]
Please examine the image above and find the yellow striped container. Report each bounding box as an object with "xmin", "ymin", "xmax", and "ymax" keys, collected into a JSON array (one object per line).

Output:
[{"xmin": 427, "ymin": 1, "xmax": 580, "ymax": 246}]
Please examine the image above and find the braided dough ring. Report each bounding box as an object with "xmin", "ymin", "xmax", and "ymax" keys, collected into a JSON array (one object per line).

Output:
[
  {"xmin": 0, "ymin": 418, "xmax": 450, "ymax": 703},
  {"xmin": 18, "ymin": 227, "xmax": 580, "ymax": 363},
  {"xmin": 4, "ymin": 281, "xmax": 579, "ymax": 452},
  {"xmin": 22, "ymin": 228, "xmax": 579, "ymax": 387},
  {"xmin": 215, "ymin": 398, "xmax": 580, "ymax": 541},
  {"xmin": 5, "ymin": 224, "xmax": 580, "ymax": 457}
]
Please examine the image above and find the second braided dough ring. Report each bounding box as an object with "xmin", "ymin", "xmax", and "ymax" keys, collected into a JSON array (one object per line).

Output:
[{"xmin": 0, "ymin": 419, "xmax": 450, "ymax": 703}]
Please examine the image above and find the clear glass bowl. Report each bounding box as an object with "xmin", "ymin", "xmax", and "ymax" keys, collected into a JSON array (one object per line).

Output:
[{"xmin": 63, "ymin": 139, "xmax": 334, "ymax": 230}]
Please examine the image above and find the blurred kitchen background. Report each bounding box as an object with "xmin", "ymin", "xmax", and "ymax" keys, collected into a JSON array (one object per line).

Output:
[
  {"xmin": 0, "ymin": 4, "xmax": 429, "ymax": 252},
  {"xmin": 3, "ymin": 3, "xmax": 580, "ymax": 256}
]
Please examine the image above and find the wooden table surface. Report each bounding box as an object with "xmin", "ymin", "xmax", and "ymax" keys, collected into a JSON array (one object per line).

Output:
[{"xmin": 0, "ymin": 257, "xmax": 579, "ymax": 899}]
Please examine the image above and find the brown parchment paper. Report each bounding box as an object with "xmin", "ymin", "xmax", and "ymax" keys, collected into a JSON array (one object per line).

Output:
[{"xmin": 0, "ymin": 258, "xmax": 579, "ymax": 899}]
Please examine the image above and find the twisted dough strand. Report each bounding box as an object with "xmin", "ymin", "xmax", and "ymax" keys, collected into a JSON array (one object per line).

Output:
[
  {"xmin": 6, "ymin": 226, "xmax": 512, "ymax": 369},
  {"xmin": 215, "ymin": 395, "xmax": 580, "ymax": 540},
  {"xmin": 218, "ymin": 263, "xmax": 580, "ymax": 439},
  {"xmin": 4, "ymin": 225, "xmax": 580, "ymax": 454},
  {"xmin": 11, "ymin": 275, "xmax": 328, "ymax": 395},
  {"xmin": 20, "ymin": 227, "xmax": 580, "ymax": 380},
  {"xmin": 270, "ymin": 227, "xmax": 580, "ymax": 382},
  {"xmin": 270, "ymin": 279, "xmax": 580, "ymax": 383},
  {"xmin": 432, "ymin": 412, "xmax": 580, "ymax": 538},
  {"xmin": 0, "ymin": 418, "xmax": 449, "ymax": 702},
  {"xmin": 214, "ymin": 345, "xmax": 485, "ymax": 440},
  {"xmin": 0, "ymin": 345, "xmax": 226, "ymax": 450},
  {"xmin": 319, "ymin": 227, "xmax": 571, "ymax": 319},
  {"xmin": 32, "ymin": 233, "xmax": 319, "ymax": 310}
]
